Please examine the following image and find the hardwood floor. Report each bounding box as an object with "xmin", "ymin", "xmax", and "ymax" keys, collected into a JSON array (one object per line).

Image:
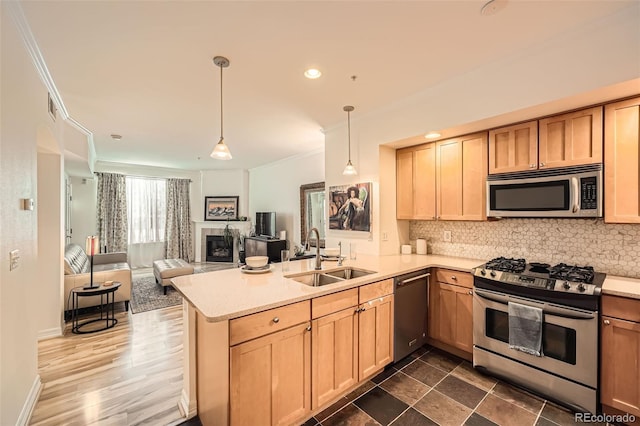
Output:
[{"xmin": 31, "ymin": 305, "xmax": 185, "ymax": 426}]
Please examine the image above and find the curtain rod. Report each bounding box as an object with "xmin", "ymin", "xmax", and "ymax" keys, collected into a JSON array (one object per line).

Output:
[{"xmin": 94, "ymin": 172, "xmax": 192, "ymax": 183}]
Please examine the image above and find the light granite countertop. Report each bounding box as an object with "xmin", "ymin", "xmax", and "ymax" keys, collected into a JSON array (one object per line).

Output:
[
  {"xmin": 171, "ymin": 253, "xmax": 640, "ymax": 322},
  {"xmin": 171, "ymin": 254, "xmax": 484, "ymax": 322}
]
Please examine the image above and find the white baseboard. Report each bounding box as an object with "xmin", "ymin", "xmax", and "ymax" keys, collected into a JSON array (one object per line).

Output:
[
  {"xmin": 178, "ymin": 389, "xmax": 197, "ymax": 419},
  {"xmin": 16, "ymin": 375, "xmax": 42, "ymax": 426},
  {"xmin": 37, "ymin": 326, "xmax": 63, "ymax": 341}
]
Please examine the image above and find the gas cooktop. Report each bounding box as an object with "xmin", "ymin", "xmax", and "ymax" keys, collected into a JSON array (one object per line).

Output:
[{"xmin": 474, "ymin": 257, "xmax": 605, "ymax": 297}]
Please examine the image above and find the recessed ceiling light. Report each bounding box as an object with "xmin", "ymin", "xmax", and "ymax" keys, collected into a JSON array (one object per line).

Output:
[
  {"xmin": 110, "ymin": 134, "xmax": 122, "ymax": 140},
  {"xmin": 480, "ymin": 0, "xmax": 508, "ymax": 16},
  {"xmin": 304, "ymin": 68, "xmax": 322, "ymax": 79},
  {"xmin": 425, "ymin": 131, "xmax": 441, "ymax": 139}
]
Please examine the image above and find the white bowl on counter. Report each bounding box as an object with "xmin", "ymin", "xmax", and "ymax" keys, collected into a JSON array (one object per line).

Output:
[{"xmin": 245, "ymin": 256, "xmax": 269, "ymax": 268}]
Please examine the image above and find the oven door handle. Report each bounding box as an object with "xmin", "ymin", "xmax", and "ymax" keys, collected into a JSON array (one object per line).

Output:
[{"xmin": 473, "ymin": 288, "xmax": 596, "ymax": 320}]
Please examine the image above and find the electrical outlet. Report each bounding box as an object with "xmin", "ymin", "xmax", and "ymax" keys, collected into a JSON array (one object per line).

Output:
[
  {"xmin": 9, "ymin": 249, "xmax": 20, "ymax": 271},
  {"xmin": 443, "ymin": 231, "xmax": 452, "ymax": 242},
  {"xmin": 382, "ymin": 232, "xmax": 388, "ymax": 241}
]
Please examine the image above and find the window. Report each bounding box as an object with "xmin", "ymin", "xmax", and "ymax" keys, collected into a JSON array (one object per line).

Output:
[{"xmin": 126, "ymin": 177, "xmax": 166, "ymax": 244}]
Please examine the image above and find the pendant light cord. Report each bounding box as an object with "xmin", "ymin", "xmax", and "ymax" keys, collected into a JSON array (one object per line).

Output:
[
  {"xmin": 347, "ymin": 109, "xmax": 351, "ymax": 162},
  {"xmin": 220, "ymin": 63, "xmax": 224, "ymax": 139}
]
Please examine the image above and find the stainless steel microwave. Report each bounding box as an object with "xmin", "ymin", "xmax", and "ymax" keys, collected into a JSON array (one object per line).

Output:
[{"xmin": 487, "ymin": 164, "xmax": 602, "ymax": 218}]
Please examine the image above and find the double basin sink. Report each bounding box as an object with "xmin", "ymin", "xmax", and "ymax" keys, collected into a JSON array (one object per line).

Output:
[{"xmin": 285, "ymin": 267, "xmax": 376, "ymax": 287}]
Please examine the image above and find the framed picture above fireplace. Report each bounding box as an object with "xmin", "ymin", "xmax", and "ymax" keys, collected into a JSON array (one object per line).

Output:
[{"xmin": 204, "ymin": 196, "xmax": 239, "ymax": 221}]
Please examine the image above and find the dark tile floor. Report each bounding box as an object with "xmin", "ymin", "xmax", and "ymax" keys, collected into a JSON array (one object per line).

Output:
[{"xmin": 301, "ymin": 345, "xmax": 602, "ymax": 426}]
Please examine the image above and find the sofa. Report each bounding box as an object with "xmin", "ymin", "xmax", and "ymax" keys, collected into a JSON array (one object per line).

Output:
[{"xmin": 64, "ymin": 243, "xmax": 132, "ymax": 312}]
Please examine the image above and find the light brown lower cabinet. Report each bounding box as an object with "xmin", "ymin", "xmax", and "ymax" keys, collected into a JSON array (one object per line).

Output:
[
  {"xmin": 311, "ymin": 306, "xmax": 358, "ymax": 409},
  {"xmin": 601, "ymin": 295, "xmax": 640, "ymax": 419},
  {"xmin": 358, "ymin": 294, "xmax": 394, "ymax": 379},
  {"xmin": 428, "ymin": 270, "xmax": 473, "ymax": 355},
  {"xmin": 230, "ymin": 321, "xmax": 311, "ymax": 426}
]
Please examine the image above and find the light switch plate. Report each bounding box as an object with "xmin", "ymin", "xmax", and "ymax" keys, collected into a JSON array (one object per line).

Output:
[
  {"xmin": 10, "ymin": 249, "xmax": 20, "ymax": 271},
  {"xmin": 443, "ymin": 231, "xmax": 452, "ymax": 242}
]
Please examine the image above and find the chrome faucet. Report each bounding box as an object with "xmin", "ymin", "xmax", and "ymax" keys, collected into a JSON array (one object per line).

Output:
[
  {"xmin": 337, "ymin": 241, "xmax": 343, "ymax": 266},
  {"xmin": 306, "ymin": 227, "xmax": 322, "ymax": 270}
]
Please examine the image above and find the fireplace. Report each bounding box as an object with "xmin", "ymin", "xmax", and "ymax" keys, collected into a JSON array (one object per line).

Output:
[{"xmin": 206, "ymin": 235, "xmax": 233, "ymax": 263}]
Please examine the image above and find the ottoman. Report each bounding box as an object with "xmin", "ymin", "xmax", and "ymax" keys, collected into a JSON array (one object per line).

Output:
[{"xmin": 153, "ymin": 259, "xmax": 195, "ymax": 295}]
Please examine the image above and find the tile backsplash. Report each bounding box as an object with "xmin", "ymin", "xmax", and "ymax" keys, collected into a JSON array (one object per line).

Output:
[{"xmin": 410, "ymin": 218, "xmax": 640, "ymax": 278}]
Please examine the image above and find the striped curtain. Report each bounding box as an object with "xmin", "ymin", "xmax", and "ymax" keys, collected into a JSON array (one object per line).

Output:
[
  {"xmin": 96, "ymin": 172, "xmax": 128, "ymax": 253},
  {"xmin": 164, "ymin": 178, "xmax": 193, "ymax": 261}
]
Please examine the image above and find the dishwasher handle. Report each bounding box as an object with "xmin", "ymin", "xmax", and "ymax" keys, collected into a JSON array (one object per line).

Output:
[{"xmin": 396, "ymin": 273, "xmax": 430, "ymax": 287}]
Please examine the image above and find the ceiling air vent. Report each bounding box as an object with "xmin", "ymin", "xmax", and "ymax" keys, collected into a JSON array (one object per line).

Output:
[{"xmin": 47, "ymin": 93, "xmax": 57, "ymax": 121}]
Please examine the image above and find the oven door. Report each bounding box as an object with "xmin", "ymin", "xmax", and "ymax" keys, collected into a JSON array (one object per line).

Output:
[{"xmin": 473, "ymin": 287, "xmax": 598, "ymax": 388}]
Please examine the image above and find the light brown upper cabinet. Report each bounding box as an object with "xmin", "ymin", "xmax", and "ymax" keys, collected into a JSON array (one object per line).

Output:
[
  {"xmin": 396, "ymin": 133, "xmax": 487, "ymax": 221},
  {"xmin": 489, "ymin": 107, "xmax": 603, "ymax": 175},
  {"xmin": 605, "ymin": 96, "xmax": 640, "ymax": 224},
  {"xmin": 538, "ymin": 106, "xmax": 603, "ymax": 169},
  {"xmin": 488, "ymin": 121, "xmax": 538, "ymax": 174},
  {"xmin": 436, "ymin": 133, "xmax": 488, "ymax": 221},
  {"xmin": 396, "ymin": 144, "xmax": 436, "ymax": 220}
]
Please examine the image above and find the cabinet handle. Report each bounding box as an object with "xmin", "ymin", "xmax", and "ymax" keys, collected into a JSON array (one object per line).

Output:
[
  {"xmin": 468, "ymin": 290, "xmax": 473, "ymax": 295},
  {"xmin": 539, "ymin": 162, "xmax": 546, "ymax": 167},
  {"xmin": 603, "ymin": 319, "xmax": 610, "ymax": 325},
  {"xmin": 306, "ymin": 325, "xmax": 311, "ymax": 332},
  {"xmin": 530, "ymin": 164, "xmax": 535, "ymax": 168},
  {"xmin": 272, "ymin": 317, "xmax": 280, "ymax": 323},
  {"xmin": 355, "ymin": 308, "xmax": 360, "ymax": 314},
  {"xmin": 451, "ymin": 275, "xmax": 457, "ymax": 281},
  {"xmin": 360, "ymin": 307, "xmax": 366, "ymax": 312}
]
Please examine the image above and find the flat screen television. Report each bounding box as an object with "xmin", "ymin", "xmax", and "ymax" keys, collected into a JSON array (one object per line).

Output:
[{"xmin": 255, "ymin": 212, "xmax": 276, "ymax": 238}]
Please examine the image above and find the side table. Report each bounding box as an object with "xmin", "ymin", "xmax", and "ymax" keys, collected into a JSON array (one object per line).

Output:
[{"xmin": 71, "ymin": 282, "xmax": 121, "ymax": 334}]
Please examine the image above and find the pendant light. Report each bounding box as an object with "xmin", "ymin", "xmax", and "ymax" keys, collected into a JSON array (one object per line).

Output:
[
  {"xmin": 210, "ymin": 56, "xmax": 232, "ymax": 160},
  {"xmin": 342, "ymin": 105, "xmax": 357, "ymax": 175}
]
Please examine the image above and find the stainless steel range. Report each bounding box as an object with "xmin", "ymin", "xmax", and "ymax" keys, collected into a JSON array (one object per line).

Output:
[{"xmin": 472, "ymin": 257, "xmax": 605, "ymax": 414}]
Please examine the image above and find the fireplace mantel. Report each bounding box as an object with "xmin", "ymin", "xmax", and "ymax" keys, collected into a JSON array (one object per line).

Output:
[{"xmin": 193, "ymin": 220, "xmax": 252, "ymax": 262}]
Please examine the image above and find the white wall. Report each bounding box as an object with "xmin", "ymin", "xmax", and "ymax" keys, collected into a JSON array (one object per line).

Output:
[
  {"xmin": 199, "ymin": 169, "xmax": 249, "ymax": 220},
  {"xmin": 1, "ymin": 3, "xmax": 58, "ymax": 422},
  {"xmin": 323, "ymin": 2, "xmax": 640, "ymax": 255},
  {"xmin": 36, "ymin": 152, "xmax": 65, "ymax": 339},
  {"xmin": 249, "ymin": 150, "xmax": 324, "ymax": 250}
]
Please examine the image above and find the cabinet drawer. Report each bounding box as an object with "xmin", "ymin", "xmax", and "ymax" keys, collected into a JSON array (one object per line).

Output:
[
  {"xmin": 434, "ymin": 268, "xmax": 473, "ymax": 288},
  {"xmin": 312, "ymin": 288, "xmax": 358, "ymax": 319},
  {"xmin": 359, "ymin": 279, "xmax": 393, "ymax": 303},
  {"xmin": 230, "ymin": 300, "xmax": 310, "ymax": 346},
  {"xmin": 602, "ymin": 295, "xmax": 640, "ymax": 323}
]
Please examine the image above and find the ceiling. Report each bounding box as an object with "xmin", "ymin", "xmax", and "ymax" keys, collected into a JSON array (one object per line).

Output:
[{"xmin": 21, "ymin": 0, "xmax": 634, "ymax": 172}]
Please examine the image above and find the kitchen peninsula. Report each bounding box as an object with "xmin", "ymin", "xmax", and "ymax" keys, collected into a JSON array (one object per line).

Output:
[{"xmin": 171, "ymin": 254, "xmax": 483, "ymax": 425}]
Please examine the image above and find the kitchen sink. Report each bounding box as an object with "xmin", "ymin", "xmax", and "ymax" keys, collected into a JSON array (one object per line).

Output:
[
  {"xmin": 288, "ymin": 272, "xmax": 344, "ymax": 287},
  {"xmin": 286, "ymin": 267, "xmax": 377, "ymax": 287},
  {"xmin": 323, "ymin": 267, "xmax": 376, "ymax": 280}
]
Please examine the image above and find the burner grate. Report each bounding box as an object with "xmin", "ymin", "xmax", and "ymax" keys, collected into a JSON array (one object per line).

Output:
[
  {"xmin": 485, "ymin": 256, "xmax": 526, "ymax": 273},
  {"xmin": 549, "ymin": 263, "xmax": 595, "ymax": 284}
]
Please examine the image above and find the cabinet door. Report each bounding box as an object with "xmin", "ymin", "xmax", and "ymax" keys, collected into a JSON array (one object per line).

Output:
[
  {"xmin": 396, "ymin": 149, "xmax": 415, "ymax": 219},
  {"xmin": 312, "ymin": 307, "xmax": 359, "ymax": 409},
  {"xmin": 358, "ymin": 294, "xmax": 394, "ymax": 380},
  {"xmin": 605, "ymin": 97, "xmax": 640, "ymax": 224},
  {"xmin": 429, "ymin": 281, "xmax": 473, "ymax": 354},
  {"xmin": 601, "ymin": 316, "xmax": 640, "ymax": 417},
  {"xmin": 414, "ymin": 144, "xmax": 437, "ymax": 220},
  {"xmin": 397, "ymin": 144, "xmax": 436, "ymax": 220},
  {"xmin": 488, "ymin": 121, "xmax": 538, "ymax": 174},
  {"xmin": 437, "ymin": 139, "xmax": 462, "ymax": 220},
  {"xmin": 539, "ymin": 106, "xmax": 603, "ymax": 169},
  {"xmin": 230, "ymin": 322, "xmax": 311, "ymax": 426},
  {"xmin": 437, "ymin": 133, "xmax": 487, "ymax": 221}
]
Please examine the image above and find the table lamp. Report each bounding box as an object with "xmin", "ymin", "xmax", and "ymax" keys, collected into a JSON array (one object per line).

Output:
[{"xmin": 83, "ymin": 235, "xmax": 100, "ymax": 289}]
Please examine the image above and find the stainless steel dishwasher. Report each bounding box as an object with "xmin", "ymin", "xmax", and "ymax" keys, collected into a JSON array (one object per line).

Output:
[{"xmin": 394, "ymin": 269, "xmax": 430, "ymax": 361}]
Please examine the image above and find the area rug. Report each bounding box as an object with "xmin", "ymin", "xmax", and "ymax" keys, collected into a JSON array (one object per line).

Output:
[{"xmin": 130, "ymin": 264, "xmax": 235, "ymax": 314}]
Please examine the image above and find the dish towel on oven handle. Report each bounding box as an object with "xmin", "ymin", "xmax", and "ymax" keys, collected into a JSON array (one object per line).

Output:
[{"xmin": 508, "ymin": 301, "xmax": 543, "ymax": 357}]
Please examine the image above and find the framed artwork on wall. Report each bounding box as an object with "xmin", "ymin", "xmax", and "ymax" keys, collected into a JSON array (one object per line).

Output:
[
  {"xmin": 328, "ymin": 182, "xmax": 372, "ymax": 232},
  {"xmin": 204, "ymin": 196, "xmax": 239, "ymax": 221}
]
